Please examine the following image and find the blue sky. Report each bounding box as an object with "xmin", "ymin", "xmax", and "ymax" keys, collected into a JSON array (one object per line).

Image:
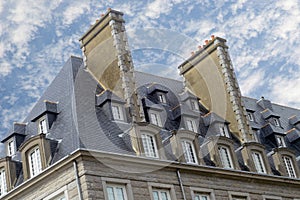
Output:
[{"xmin": 0, "ymin": 0, "xmax": 300, "ymax": 138}]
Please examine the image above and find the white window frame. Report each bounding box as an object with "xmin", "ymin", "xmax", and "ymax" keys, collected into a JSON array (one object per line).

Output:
[
  {"xmin": 148, "ymin": 182, "xmax": 176, "ymax": 200},
  {"xmin": 38, "ymin": 117, "xmax": 48, "ymax": 134},
  {"xmin": 181, "ymin": 140, "xmax": 198, "ymax": 164},
  {"xmin": 106, "ymin": 184, "xmax": 128, "ymax": 200},
  {"xmin": 262, "ymin": 195, "xmax": 282, "ymax": 200},
  {"xmin": 152, "ymin": 189, "xmax": 171, "ymax": 200},
  {"xmin": 185, "ymin": 118, "xmax": 197, "ymax": 132},
  {"xmin": 282, "ymin": 156, "xmax": 296, "ymax": 178},
  {"xmin": 191, "ymin": 100, "xmax": 199, "ymax": 111},
  {"xmin": 158, "ymin": 94, "xmax": 167, "ymax": 104},
  {"xmin": 42, "ymin": 185, "xmax": 69, "ymax": 200},
  {"xmin": 102, "ymin": 177, "xmax": 133, "ymax": 200},
  {"xmin": 247, "ymin": 112, "xmax": 254, "ymax": 121},
  {"xmin": 149, "ymin": 111, "xmax": 162, "ymax": 127},
  {"xmin": 141, "ymin": 133, "xmax": 159, "ymax": 158},
  {"xmin": 7, "ymin": 138, "xmax": 15, "ymax": 156},
  {"xmin": 219, "ymin": 125, "xmax": 230, "ymax": 138},
  {"xmin": 0, "ymin": 168, "xmax": 7, "ymax": 197},
  {"xmin": 190, "ymin": 187, "xmax": 215, "ymax": 200},
  {"xmin": 111, "ymin": 103, "xmax": 124, "ymax": 121},
  {"xmin": 273, "ymin": 118, "xmax": 280, "ymax": 126},
  {"xmin": 276, "ymin": 135, "xmax": 286, "ymax": 147},
  {"xmin": 252, "ymin": 151, "xmax": 266, "ymax": 174},
  {"xmin": 28, "ymin": 146, "xmax": 42, "ymax": 177},
  {"xmin": 218, "ymin": 145, "xmax": 233, "ymax": 169}
]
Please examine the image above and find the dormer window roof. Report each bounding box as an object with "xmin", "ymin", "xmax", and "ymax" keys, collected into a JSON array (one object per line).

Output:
[
  {"xmin": 202, "ymin": 112, "xmax": 229, "ymax": 126},
  {"xmin": 261, "ymin": 109, "xmax": 280, "ymax": 120},
  {"xmin": 96, "ymin": 90, "xmax": 125, "ymax": 106},
  {"xmin": 289, "ymin": 115, "xmax": 300, "ymax": 125},
  {"xmin": 31, "ymin": 100, "xmax": 58, "ymax": 122}
]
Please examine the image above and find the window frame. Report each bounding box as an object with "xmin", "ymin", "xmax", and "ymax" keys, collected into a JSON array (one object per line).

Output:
[
  {"xmin": 28, "ymin": 146, "xmax": 42, "ymax": 177},
  {"xmin": 185, "ymin": 118, "xmax": 197, "ymax": 132},
  {"xmin": 252, "ymin": 151, "xmax": 266, "ymax": 174},
  {"xmin": 0, "ymin": 168, "xmax": 7, "ymax": 197},
  {"xmin": 228, "ymin": 191, "xmax": 250, "ymax": 200},
  {"xmin": 42, "ymin": 185, "xmax": 69, "ymax": 200},
  {"xmin": 276, "ymin": 135, "xmax": 286, "ymax": 147},
  {"xmin": 181, "ymin": 140, "xmax": 198, "ymax": 164},
  {"xmin": 218, "ymin": 145, "xmax": 234, "ymax": 169},
  {"xmin": 190, "ymin": 99, "xmax": 199, "ymax": 111},
  {"xmin": 158, "ymin": 93, "xmax": 167, "ymax": 104},
  {"xmin": 111, "ymin": 103, "xmax": 125, "ymax": 121},
  {"xmin": 149, "ymin": 111, "xmax": 162, "ymax": 127},
  {"xmin": 148, "ymin": 182, "xmax": 176, "ymax": 200},
  {"xmin": 262, "ymin": 195, "xmax": 282, "ymax": 200},
  {"xmin": 7, "ymin": 138, "xmax": 16, "ymax": 157},
  {"xmin": 273, "ymin": 118, "xmax": 280, "ymax": 126},
  {"xmin": 219, "ymin": 124, "xmax": 230, "ymax": 138},
  {"xmin": 102, "ymin": 177, "xmax": 133, "ymax": 200},
  {"xmin": 190, "ymin": 187, "xmax": 215, "ymax": 200},
  {"xmin": 247, "ymin": 112, "xmax": 254, "ymax": 122},
  {"xmin": 282, "ymin": 155, "xmax": 296, "ymax": 178},
  {"xmin": 141, "ymin": 132, "xmax": 159, "ymax": 158},
  {"xmin": 38, "ymin": 117, "xmax": 48, "ymax": 134}
]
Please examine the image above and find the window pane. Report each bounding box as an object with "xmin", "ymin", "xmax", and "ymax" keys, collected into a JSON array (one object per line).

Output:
[
  {"xmin": 153, "ymin": 191, "xmax": 159, "ymax": 200},
  {"xmin": 218, "ymin": 146, "xmax": 232, "ymax": 168},
  {"xmin": 252, "ymin": 152, "xmax": 265, "ymax": 173},
  {"xmin": 142, "ymin": 134, "xmax": 157, "ymax": 158},
  {"xmin": 0, "ymin": 169, "xmax": 7, "ymax": 196},
  {"xmin": 107, "ymin": 187, "xmax": 115, "ymax": 200},
  {"xmin": 115, "ymin": 187, "xmax": 125, "ymax": 200}
]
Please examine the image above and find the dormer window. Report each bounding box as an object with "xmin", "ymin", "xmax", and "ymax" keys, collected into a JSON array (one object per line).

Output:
[
  {"xmin": 38, "ymin": 117, "xmax": 48, "ymax": 134},
  {"xmin": 274, "ymin": 118, "xmax": 280, "ymax": 126},
  {"xmin": 28, "ymin": 146, "xmax": 42, "ymax": 177},
  {"xmin": 218, "ymin": 145, "xmax": 233, "ymax": 169},
  {"xmin": 158, "ymin": 94, "xmax": 166, "ymax": 104},
  {"xmin": 276, "ymin": 135, "xmax": 286, "ymax": 147},
  {"xmin": 191, "ymin": 100, "xmax": 199, "ymax": 111},
  {"xmin": 247, "ymin": 112, "xmax": 254, "ymax": 121},
  {"xmin": 149, "ymin": 111, "xmax": 162, "ymax": 127},
  {"xmin": 185, "ymin": 118, "xmax": 197, "ymax": 132},
  {"xmin": 141, "ymin": 133, "xmax": 158, "ymax": 158},
  {"xmin": 112, "ymin": 104, "xmax": 124, "ymax": 121},
  {"xmin": 252, "ymin": 151, "xmax": 266, "ymax": 174},
  {"xmin": 282, "ymin": 156, "xmax": 296, "ymax": 178},
  {"xmin": 219, "ymin": 125, "xmax": 230, "ymax": 138},
  {"xmin": 181, "ymin": 140, "xmax": 198, "ymax": 164},
  {"xmin": 0, "ymin": 168, "xmax": 7, "ymax": 196},
  {"xmin": 7, "ymin": 139, "xmax": 15, "ymax": 156}
]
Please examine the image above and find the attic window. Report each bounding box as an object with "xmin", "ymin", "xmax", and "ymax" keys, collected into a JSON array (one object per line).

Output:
[
  {"xmin": 185, "ymin": 118, "xmax": 197, "ymax": 132},
  {"xmin": 38, "ymin": 117, "xmax": 48, "ymax": 134},
  {"xmin": 158, "ymin": 94, "xmax": 166, "ymax": 104},
  {"xmin": 7, "ymin": 139, "xmax": 15, "ymax": 156},
  {"xmin": 112, "ymin": 104, "xmax": 124, "ymax": 121},
  {"xmin": 274, "ymin": 118, "xmax": 280, "ymax": 126},
  {"xmin": 219, "ymin": 125, "xmax": 230, "ymax": 138},
  {"xmin": 28, "ymin": 146, "xmax": 42, "ymax": 177},
  {"xmin": 282, "ymin": 156, "xmax": 296, "ymax": 178},
  {"xmin": 276, "ymin": 135, "xmax": 286, "ymax": 147},
  {"xmin": 191, "ymin": 100, "xmax": 199, "ymax": 111},
  {"xmin": 247, "ymin": 112, "xmax": 254, "ymax": 121},
  {"xmin": 149, "ymin": 111, "xmax": 162, "ymax": 127}
]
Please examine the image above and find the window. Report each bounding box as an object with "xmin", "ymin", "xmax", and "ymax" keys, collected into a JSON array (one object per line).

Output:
[
  {"xmin": 106, "ymin": 184, "xmax": 128, "ymax": 200},
  {"xmin": 186, "ymin": 119, "xmax": 197, "ymax": 132},
  {"xmin": 150, "ymin": 112, "xmax": 162, "ymax": 127},
  {"xmin": 276, "ymin": 135, "xmax": 286, "ymax": 147},
  {"xmin": 28, "ymin": 146, "xmax": 42, "ymax": 177},
  {"xmin": 282, "ymin": 156, "xmax": 296, "ymax": 178},
  {"xmin": 152, "ymin": 189, "xmax": 171, "ymax": 200},
  {"xmin": 274, "ymin": 118, "xmax": 280, "ymax": 126},
  {"xmin": 232, "ymin": 197, "xmax": 247, "ymax": 200},
  {"xmin": 247, "ymin": 112, "xmax": 254, "ymax": 121},
  {"xmin": 194, "ymin": 193, "xmax": 210, "ymax": 200},
  {"xmin": 191, "ymin": 100, "xmax": 199, "ymax": 111},
  {"xmin": 181, "ymin": 140, "xmax": 198, "ymax": 164},
  {"xmin": 229, "ymin": 192, "xmax": 250, "ymax": 200},
  {"xmin": 112, "ymin": 104, "xmax": 124, "ymax": 121},
  {"xmin": 252, "ymin": 151, "xmax": 266, "ymax": 173},
  {"xmin": 218, "ymin": 146, "xmax": 233, "ymax": 169},
  {"xmin": 158, "ymin": 94, "xmax": 166, "ymax": 103},
  {"xmin": 0, "ymin": 168, "xmax": 7, "ymax": 196},
  {"xmin": 7, "ymin": 139, "xmax": 15, "ymax": 156},
  {"xmin": 141, "ymin": 133, "xmax": 158, "ymax": 158},
  {"xmin": 39, "ymin": 118, "xmax": 48, "ymax": 134},
  {"xmin": 219, "ymin": 125, "xmax": 230, "ymax": 138}
]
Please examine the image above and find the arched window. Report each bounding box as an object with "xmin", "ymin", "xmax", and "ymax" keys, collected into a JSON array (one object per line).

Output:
[
  {"xmin": 218, "ymin": 145, "xmax": 233, "ymax": 169},
  {"xmin": 28, "ymin": 146, "xmax": 42, "ymax": 177}
]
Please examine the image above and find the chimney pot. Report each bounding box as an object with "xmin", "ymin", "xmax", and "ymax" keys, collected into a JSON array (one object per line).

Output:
[
  {"xmin": 101, "ymin": 13, "xmax": 105, "ymax": 17},
  {"xmin": 205, "ymin": 40, "xmax": 209, "ymax": 45},
  {"xmin": 191, "ymin": 51, "xmax": 195, "ymax": 56},
  {"xmin": 198, "ymin": 45, "xmax": 202, "ymax": 49},
  {"xmin": 211, "ymin": 35, "xmax": 215, "ymax": 40},
  {"xmin": 107, "ymin": 8, "xmax": 111, "ymax": 11}
]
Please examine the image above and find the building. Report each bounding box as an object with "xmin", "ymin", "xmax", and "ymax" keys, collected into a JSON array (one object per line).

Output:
[{"xmin": 0, "ymin": 9, "xmax": 300, "ymax": 200}]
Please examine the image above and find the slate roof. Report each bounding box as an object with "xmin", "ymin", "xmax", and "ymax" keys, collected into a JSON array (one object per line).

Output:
[{"xmin": 2, "ymin": 56, "xmax": 300, "ymax": 187}]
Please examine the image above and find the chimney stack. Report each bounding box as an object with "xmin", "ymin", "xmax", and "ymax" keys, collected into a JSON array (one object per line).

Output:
[
  {"xmin": 79, "ymin": 9, "xmax": 144, "ymax": 122},
  {"xmin": 178, "ymin": 37, "xmax": 252, "ymax": 142}
]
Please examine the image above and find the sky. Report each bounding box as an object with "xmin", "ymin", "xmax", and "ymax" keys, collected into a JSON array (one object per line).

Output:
[{"xmin": 0, "ymin": 0, "xmax": 300, "ymax": 138}]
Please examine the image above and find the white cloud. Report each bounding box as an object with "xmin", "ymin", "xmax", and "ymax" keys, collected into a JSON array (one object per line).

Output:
[
  {"xmin": 0, "ymin": 62, "xmax": 12, "ymax": 77},
  {"xmin": 62, "ymin": 1, "xmax": 91, "ymax": 25},
  {"xmin": 239, "ymin": 69, "xmax": 265, "ymax": 96},
  {"xmin": 145, "ymin": 0, "xmax": 174, "ymax": 19}
]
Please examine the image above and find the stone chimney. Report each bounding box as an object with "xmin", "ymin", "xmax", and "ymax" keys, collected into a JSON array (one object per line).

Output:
[
  {"xmin": 178, "ymin": 37, "xmax": 252, "ymax": 142},
  {"xmin": 79, "ymin": 9, "xmax": 144, "ymax": 122}
]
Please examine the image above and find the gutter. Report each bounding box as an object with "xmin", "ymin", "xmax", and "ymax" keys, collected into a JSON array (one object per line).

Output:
[
  {"xmin": 176, "ymin": 169, "xmax": 187, "ymax": 200},
  {"xmin": 73, "ymin": 160, "xmax": 83, "ymax": 200}
]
